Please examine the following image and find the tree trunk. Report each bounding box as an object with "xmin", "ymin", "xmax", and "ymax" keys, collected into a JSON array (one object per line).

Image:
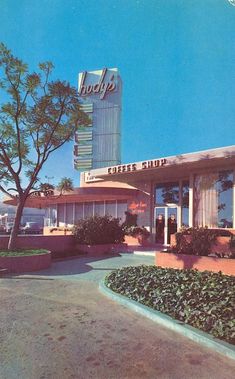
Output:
[{"xmin": 8, "ymin": 197, "xmax": 26, "ymax": 250}]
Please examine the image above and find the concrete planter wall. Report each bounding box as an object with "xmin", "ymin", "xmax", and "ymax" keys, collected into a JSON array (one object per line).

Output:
[
  {"xmin": 0, "ymin": 251, "xmax": 51, "ymax": 273},
  {"xmin": 77, "ymin": 243, "xmax": 128, "ymax": 256},
  {"xmin": 155, "ymin": 251, "xmax": 235, "ymax": 276},
  {"xmin": 124, "ymin": 235, "xmax": 150, "ymax": 247},
  {"xmin": 0, "ymin": 235, "xmax": 76, "ymax": 254}
]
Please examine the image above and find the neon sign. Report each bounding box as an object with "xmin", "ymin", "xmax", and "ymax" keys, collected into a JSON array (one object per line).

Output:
[{"xmin": 78, "ymin": 68, "xmax": 116, "ymax": 100}]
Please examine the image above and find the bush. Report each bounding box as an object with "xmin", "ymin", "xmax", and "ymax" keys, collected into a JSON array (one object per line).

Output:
[
  {"xmin": 73, "ymin": 215, "xmax": 125, "ymax": 245},
  {"xmin": 174, "ymin": 227, "xmax": 228, "ymax": 256},
  {"xmin": 105, "ymin": 265, "xmax": 235, "ymax": 345},
  {"xmin": 124, "ymin": 225, "xmax": 150, "ymax": 239}
]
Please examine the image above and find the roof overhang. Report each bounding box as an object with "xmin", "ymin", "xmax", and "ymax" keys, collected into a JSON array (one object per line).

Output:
[
  {"xmin": 3, "ymin": 187, "xmax": 139, "ymax": 209},
  {"xmin": 84, "ymin": 145, "xmax": 235, "ymax": 184}
]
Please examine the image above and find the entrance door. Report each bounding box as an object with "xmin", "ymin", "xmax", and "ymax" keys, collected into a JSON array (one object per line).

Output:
[{"xmin": 155, "ymin": 206, "xmax": 178, "ymax": 245}]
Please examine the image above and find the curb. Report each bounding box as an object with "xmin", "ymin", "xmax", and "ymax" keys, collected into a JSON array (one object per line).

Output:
[{"xmin": 99, "ymin": 280, "xmax": 235, "ymax": 361}]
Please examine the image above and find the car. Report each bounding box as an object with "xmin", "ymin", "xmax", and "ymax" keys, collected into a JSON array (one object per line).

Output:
[{"xmin": 21, "ymin": 222, "xmax": 43, "ymax": 235}]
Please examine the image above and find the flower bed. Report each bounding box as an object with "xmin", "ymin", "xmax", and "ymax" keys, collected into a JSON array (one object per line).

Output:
[
  {"xmin": 156, "ymin": 251, "xmax": 235, "ymax": 276},
  {"xmin": 105, "ymin": 265, "xmax": 235, "ymax": 345},
  {"xmin": 0, "ymin": 249, "xmax": 51, "ymax": 273}
]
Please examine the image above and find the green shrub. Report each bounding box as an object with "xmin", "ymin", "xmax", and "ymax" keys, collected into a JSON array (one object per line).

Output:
[
  {"xmin": 105, "ymin": 265, "xmax": 235, "ymax": 345},
  {"xmin": 72, "ymin": 215, "xmax": 125, "ymax": 245},
  {"xmin": 174, "ymin": 227, "xmax": 223, "ymax": 256},
  {"xmin": 124, "ymin": 225, "xmax": 150, "ymax": 239}
]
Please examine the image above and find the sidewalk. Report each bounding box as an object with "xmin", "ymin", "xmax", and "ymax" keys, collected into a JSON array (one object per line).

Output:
[{"xmin": 0, "ymin": 253, "xmax": 234, "ymax": 379}]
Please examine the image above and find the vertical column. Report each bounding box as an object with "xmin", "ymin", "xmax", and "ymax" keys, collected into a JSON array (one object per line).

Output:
[{"xmin": 189, "ymin": 174, "xmax": 194, "ymax": 227}]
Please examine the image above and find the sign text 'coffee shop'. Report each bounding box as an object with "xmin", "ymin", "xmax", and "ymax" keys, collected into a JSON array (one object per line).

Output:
[{"xmin": 107, "ymin": 158, "xmax": 167, "ymax": 175}]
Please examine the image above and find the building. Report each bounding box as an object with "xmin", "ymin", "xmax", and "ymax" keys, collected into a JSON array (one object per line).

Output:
[
  {"xmin": 74, "ymin": 68, "xmax": 122, "ymax": 170},
  {"xmin": 5, "ymin": 145, "xmax": 235, "ymax": 245}
]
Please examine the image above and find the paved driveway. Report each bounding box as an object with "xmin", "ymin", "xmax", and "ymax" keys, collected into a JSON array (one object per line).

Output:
[{"xmin": 0, "ymin": 253, "xmax": 235, "ymax": 379}]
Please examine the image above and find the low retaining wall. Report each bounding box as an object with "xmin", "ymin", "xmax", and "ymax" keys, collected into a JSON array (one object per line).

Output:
[
  {"xmin": 155, "ymin": 252, "xmax": 235, "ymax": 276},
  {"xmin": 170, "ymin": 235, "xmax": 232, "ymax": 254},
  {"xmin": 0, "ymin": 235, "xmax": 76, "ymax": 254},
  {"xmin": 0, "ymin": 251, "xmax": 51, "ymax": 273}
]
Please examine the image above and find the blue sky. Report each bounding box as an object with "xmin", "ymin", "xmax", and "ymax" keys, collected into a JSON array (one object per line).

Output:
[{"xmin": 1, "ymin": 0, "xmax": 235, "ymax": 187}]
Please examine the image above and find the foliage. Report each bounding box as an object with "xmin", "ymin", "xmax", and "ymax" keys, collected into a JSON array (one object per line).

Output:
[
  {"xmin": 73, "ymin": 215, "xmax": 125, "ymax": 245},
  {"xmin": 57, "ymin": 177, "xmax": 74, "ymax": 194},
  {"xmin": 0, "ymin": 42, "xmax": 88, "ymax": 249},
  {"xmin": 0, "ymin": 249, "xmax": 48, "ymax": 256},
  {"xmin": 105, "ymin": 265, "xmax": 235, "ymax": 345},
  {"xmin": 173, "ymin": 227, "xmax": 230, "ymax": 256},
  {"xmin": 122, "ymin": 211, "xmax": 137, "ymax": 229},
  {"xmin": 124, "ymin": 225, "xmax": 150, "ymax": 239}
]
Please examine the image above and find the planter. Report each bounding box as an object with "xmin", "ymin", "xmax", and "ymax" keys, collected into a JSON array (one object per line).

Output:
[
  {"xmin": 0, "ymin": 251, "xmax": 51, "ymax": 273},
  {"xmin": 77, "ymin": 243, "xmax": 127, "ymax": 256},
  {"xmin": 170, "ymin": 234, "xmax": 231, "ymax": 254},
  {"xmin": 124, "ymin": 235, "xmax": 150, "ymax": 246},
  {"xmin": 124, "ymin": 235, "xmax": 141, "ymax": 246},
  {"xmin": 155, "ymin": 251, "xmax": 235, "ymax": 276}
]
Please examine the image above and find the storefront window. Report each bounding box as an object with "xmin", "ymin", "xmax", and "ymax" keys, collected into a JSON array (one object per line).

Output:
[
  {"xmin": 75, "ymin": 203, "xmax": 83, "ymax": 222},
  {"xmin": 94, "ymin": 201, "xmax": 105, "ymax": 217},
  {"xmin": 194, "ymin": 170, "xmax": 233, "ymax": 228},
  {"xmin": 117, "ymin": 201, "xmax": 127, "ymax": 223},
  {"xmin": 105, "ymin": 201, "xmax": 117, "ymax": 218},
  {"xmin": 217, "ymin": 171, "xmax": 233, "ymax": 228},
  {"xmin": 66, "ymin": 204, "xmax": 74, "ymax": 225},
  {"xmin": 84, "ymin": 202, "xmax": 93, "ymax": 218},
  {"xmin": 57, "ymin": 204, "xmax": 65, "ymax": 226},
  {"xmin": 155, "ymin": 182, "xmax": 179, "ymax": 205},
  {"xmin": 182, "ymin": 181, "xmax": 189, "ymax": 227}
]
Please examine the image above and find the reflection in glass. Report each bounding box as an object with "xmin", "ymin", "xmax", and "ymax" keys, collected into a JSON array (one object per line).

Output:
[
  {"xmin": 182, "ymin": 181, "xmax": 189, "ymax": 227},
  {"xmin": 117, "ymin": 201, "xmax": 127, "ymax": 223},
  {"xmin": 194, "ymin": 170, "xmax": 233, "ymax": 228},
  {"xmin": 217, "ymin": 171, "xmax": 233, "ymax": 228},
  {"xmin": 156, "ymin": 182, "xmax": 179, "ymax": 205}
]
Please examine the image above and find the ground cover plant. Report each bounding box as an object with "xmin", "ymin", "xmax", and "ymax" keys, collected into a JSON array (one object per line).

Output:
[
  {"xmin": 0, "ymin": 249, "xmax": 48, "ymax": 257},
  {"xmin": 105, "ymin": 265, "xmax": 235, "ymax": 345}
]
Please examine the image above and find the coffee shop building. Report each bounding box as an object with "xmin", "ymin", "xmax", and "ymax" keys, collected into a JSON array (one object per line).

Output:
[{"xmin": 7, "ymin": 144, "xmax": 234, "ymax": 246}]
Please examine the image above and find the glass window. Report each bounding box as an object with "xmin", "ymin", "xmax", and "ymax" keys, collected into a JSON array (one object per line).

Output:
[
  {"xmin": 117, "ymin": 201, "xmax": 127, "ymax": 223},
  {"xmin": 84, "ymin": 202, "xmax": 93, "ymax": 218},
  {"xmin": 182, "ymin": 181, "xmax": 189, "ymax": 227},
  {"xmin": 105, "ymin": 201, "xmax": 117, "ymax": 218},
  {"xmin": 217, "ymin": 171, "xmax": 233, "ymax": 228},
  {"xmin": 66, "ymin": 204, "xmax": 74, "ymax": 225},
  {"xmin": 156, "ymin": 182, "xmax": 179, "ymax": 205},
  {"xmin": 94, "ymin": 201, "xmax": 105, "ymax": 216},
  {"xmin": 194, "ymin": 170, "xmax": 233, "ymax": 228},
  {"xmin": 75, "ymin": 203, "xmax": 83, "ymax": 222},
  {"xmin": 57, "ymin": 204, "xmax": 65, "ymax": 226}
]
